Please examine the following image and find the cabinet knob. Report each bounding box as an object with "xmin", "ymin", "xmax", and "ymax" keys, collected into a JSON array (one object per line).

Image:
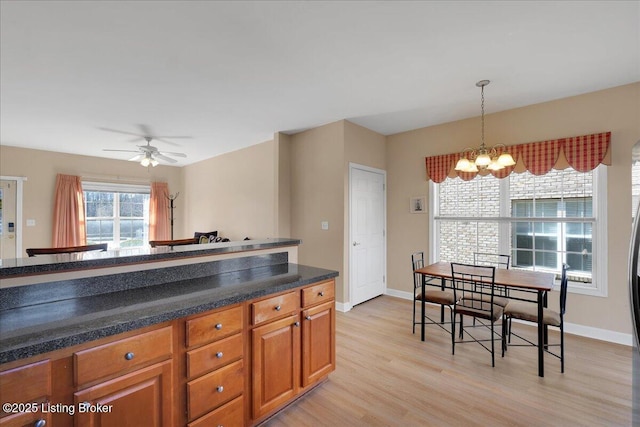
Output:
[
  {"xmin": 215, "ymin": 323, "xmax": 223, "ymax": 330},
  {"xmin": 274, "ymin": 305, "xmax": 281, "ymax": 311},
  {"xmin": 216, "ymin": 351, "xmax": 223, "ymax": 359},
  {"xmin": 294, "ymin": 321, "xmax": 300, "ymax": 327},
  {"xmin": 319, "ymin": 291, "xmax": 325, "ymax": 297},
  {"xmin": 124, "ymin": 352, "xmax": 135, "ymax": 360},
  {"xmin": 306, "ymin": 315, "xmax": 312, "ymax": 321},
  {"xmin": 216, "ymin": 385, "xmax": 224, "ymax": 393},
  {"xmin": 34, "ymin": 420, "xmax": 46, "ymax": 427}
]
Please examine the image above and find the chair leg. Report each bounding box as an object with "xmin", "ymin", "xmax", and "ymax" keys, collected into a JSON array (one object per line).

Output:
[
  {"xmin": 451, "ymin": 312, "xmax": 456, "ymax": 355},
  {"xmin": 560, "ymin": 323, "xmax": 565, "ymax": 373},
  {"xmin": 412, "ymin": 298, "xmax": 416, "ymax": 334},
  {"xmin": 459, "ymin": 314, "xmax": 464, "ymax": 339},
  {"xmin": 490, "ymin": 322, "xmax": 495, "ymax": 367}
]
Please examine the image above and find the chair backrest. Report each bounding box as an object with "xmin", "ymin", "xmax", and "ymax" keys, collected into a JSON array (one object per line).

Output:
[
  {"xmin": 559, "ymin": 263, "xmax": 570, "ymax": 316},
  {"xmin": 473, "ymin": 252, "xmax": 511, "ymax": 269},
  {"xmin": 450, "ymin": 262, "xmax": 497, "ymax": 305},
  {"xmin": 411, "ymin": 251, "xmax": 424, "ymax": 289},
  {"xmin": 26, "ymin": 243, "xmax": 108, "ymax": 257},
  {"xmin": 149, "ymin": 237, "xmax": 199, "ymax": 248}
]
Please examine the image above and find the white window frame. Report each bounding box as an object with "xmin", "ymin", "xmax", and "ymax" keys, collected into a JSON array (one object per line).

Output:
[
  {"xmin": 429, "ymin": 166, "xmax": 607, "ymax": 297},
  {"xmin": 82, "ymin": 181, "xmax": 151, "ymax": 250}
]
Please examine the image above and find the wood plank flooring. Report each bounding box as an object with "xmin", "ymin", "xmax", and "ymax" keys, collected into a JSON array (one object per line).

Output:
[{"xmin": 264, "ymin": 295, "xmax": 633, "ymax": 427}]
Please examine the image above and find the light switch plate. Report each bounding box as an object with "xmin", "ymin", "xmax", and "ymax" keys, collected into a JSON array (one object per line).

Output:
[
  {"xmin": 26, "ymin": 219, "xmax": 36, "ymax": 226},
  {"xmin": 321, "ymin": 221, "xmax": 329, "ymax": 230}
]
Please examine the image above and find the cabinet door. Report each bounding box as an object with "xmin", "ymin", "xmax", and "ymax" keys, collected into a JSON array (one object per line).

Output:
[
  {"xmin": 74, "ymin": 360, "xmax": 173, "ymax": 427},
  {"xmin": 301, "ymin": 300, "xmax": 335, "ymax": 387},
  {"xmin": 251, "ymin": 314, "xmax": 300, "ymax": 419}
]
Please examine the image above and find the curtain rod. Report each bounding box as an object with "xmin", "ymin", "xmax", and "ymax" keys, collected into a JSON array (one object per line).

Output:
[{"xmin": 79, "ymin": 173, "xmax": 153, "ymax": 185}]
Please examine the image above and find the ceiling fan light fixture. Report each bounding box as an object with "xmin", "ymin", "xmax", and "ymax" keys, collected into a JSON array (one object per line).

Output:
[{"xmin": 140, "ymin": 157, "xmax": 151, "ymax": 167}]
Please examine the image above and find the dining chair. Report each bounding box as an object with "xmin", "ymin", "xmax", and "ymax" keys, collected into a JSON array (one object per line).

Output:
[
  {"xmin": 450, "ymin": 262, "xmax": 503, "ymax": 367},
  {"xmin": 412, "ymin": 252, "xmax": 456, "ymax": 335},
  {"xmin": 472, "ymin": 252, "xmax": 511, "ymax": 328},
  {"xmin": 26, "ymin": 243, "xmax": 108, "ymax": 257},
  {"xmin": 149, "ymin": 238, "xmax": 199, "ymax": 248},
  {"xmin": 502, "ymin": 263, "xmax": 569, "ymax": 372}
]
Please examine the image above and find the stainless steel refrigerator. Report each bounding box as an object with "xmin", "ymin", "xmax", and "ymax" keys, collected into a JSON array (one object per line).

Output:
[{"xmin": 630, "ymin": 201, "xmax": 640, "ymax": 422}]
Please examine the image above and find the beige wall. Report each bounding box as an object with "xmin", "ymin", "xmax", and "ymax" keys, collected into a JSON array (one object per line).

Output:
[
  {"xmin": 289, "ymin": 120, "xmax": 386, "ymax": 304},
  {"xmin": 181, "ymin": 140, "xmax": 278, "ymax": 241},
  {"xmin": 290, "ymin": 121, "xmax": 346, "ymax": 299},
  {"xmin": 386, "ymin": 82, "xmax": 640, "ymax": 335},
  {"xmin": 0, "ymin": 145, "xmax": 183, "ymax": 256}
]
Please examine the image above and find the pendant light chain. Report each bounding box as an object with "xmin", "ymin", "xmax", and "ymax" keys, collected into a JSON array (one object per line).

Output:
[{"xmin": 480, "ymin": 84, "xmax": 485, "ymax": 149}]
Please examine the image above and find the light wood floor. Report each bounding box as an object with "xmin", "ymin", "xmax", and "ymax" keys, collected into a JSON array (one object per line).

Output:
[{"xmin": 264, "ymin": 295, "xmax": 633, "ymax": 427}]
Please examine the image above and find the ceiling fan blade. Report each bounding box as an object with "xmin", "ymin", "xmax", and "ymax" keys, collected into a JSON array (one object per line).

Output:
[
  {"xmin": 128, "ymin": 154, "xmax": 145, "ymax": 162},
  {"xmin": 103, "ymin": 149, "xmax": 141, "ymax": 153},
  {"xmin": 159, "ymin": 151, "xmax": 187, "ymax": 158},
  {"xmin": 137, "ymin": 124, "xmax": 153, "ymax": 137},
  {"xmin": 151, "ymin": 137, "xmax": 181, "ymax": 147},
  {"xmin": 98, "ymin": 127, "xmax": 144, "ymax": 137},
  {"xmin": 154, "ymin": 153, "xmax": 178, "ymax": 163}
]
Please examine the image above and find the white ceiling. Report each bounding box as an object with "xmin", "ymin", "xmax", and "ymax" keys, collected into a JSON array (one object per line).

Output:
[{"xmin": 1, "ymin": 1, "xmax": 638, "ymax": 167}]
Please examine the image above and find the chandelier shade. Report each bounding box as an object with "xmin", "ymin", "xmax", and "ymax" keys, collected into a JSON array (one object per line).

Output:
[{"xmin": 454, "ymin": 80, "xmax": 515, "ymax": 173}]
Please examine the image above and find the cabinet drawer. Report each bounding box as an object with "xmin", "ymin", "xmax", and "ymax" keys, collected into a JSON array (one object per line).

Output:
[
  {"xmin": 0, "ymin": 360, "xmax": 50, "ymax": 412},
  {"xmin": 74, "ymin": 326, "xmax": 173, "ymax": 386},
  {"xmin": 301, "ymin": 280, "xmax": 335, "ymax": 308},
  {"xmin": 186, "ymin": 305, "xmax": 243, "ymax": 348},
  {"xmin": 252, "ymin": 291, "xmax": 299, "ymax": 326},
  {"xmin": 0, "ymin": 412, "xmax": 51, "ymax": 427},
  {"xmin": 187, "ymin": 359, "xmax": 244, "ymax": 421},
  {"xmin": 187, "ymin": 333, "xmax": 243, "ymax": 379},
  {"xmin": 187, "ymin": 395, "xmax": 244, "ymax": 427}
]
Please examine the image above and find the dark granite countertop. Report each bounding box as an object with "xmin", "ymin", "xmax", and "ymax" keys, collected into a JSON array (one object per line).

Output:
[
  {"xmin": 0, "ymin": 238, "xmax": 302, "ymax": 278},
  {"xmin": 0, "ymin": 263, "xmax": 337, "ymax": 364}
]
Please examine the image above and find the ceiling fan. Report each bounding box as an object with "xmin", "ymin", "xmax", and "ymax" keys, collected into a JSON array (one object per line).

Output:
[{"xmin": 100, "ymin": 125, "xmax": 189, "ymax": 167}]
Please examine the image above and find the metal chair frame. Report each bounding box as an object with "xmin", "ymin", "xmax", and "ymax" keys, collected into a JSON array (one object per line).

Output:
[
  {"xmin": 412, "ymin": 252, "xmax": 455, "ymax": 336},
  {"xmin": 502, "ymin": 263, "xmax": 569, "ymax": 372},
  {"xmin": 451, "ymin": 262, "xmax": 503, "ymax": 367}
]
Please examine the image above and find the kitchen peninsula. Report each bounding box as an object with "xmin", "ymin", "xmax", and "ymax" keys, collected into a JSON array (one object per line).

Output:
[{"xmin": 0, "ymin": 238, "xmax": 338, "ymax": 426}]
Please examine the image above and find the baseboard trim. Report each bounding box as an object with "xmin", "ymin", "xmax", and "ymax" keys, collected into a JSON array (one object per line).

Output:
[{"xmin": 382, "ymin": 289, "xmax": 632, "ymax": 347}]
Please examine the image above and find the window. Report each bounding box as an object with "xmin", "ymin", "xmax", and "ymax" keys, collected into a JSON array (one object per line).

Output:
[
  {"xmin": 83, "ymin": 182, "xmax": 150, "ymax": 249},
  {"xmin": 429, "ymin": 166, "xmax": 607, "ymax": 296}
]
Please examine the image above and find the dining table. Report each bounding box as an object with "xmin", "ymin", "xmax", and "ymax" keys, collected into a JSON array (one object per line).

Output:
[{"xmin": 414, "ymin": 261, "xmax": 556, "ymax": 377}]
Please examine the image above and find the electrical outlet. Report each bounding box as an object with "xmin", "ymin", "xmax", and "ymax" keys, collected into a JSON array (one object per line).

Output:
[
  {"xmin": 321, "ymin": 221, "xmax": 329, "ymax": 230},
  {"xmin": 26, "ymin": 219, "xmax": 36, "ymax": 226}
]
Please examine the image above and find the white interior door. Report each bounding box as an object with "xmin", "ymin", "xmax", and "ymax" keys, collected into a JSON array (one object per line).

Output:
[
  {"xmin": 0, "ymin": 179, "xmax": 17, "ymax": 259},
  {"xmin": 350, "ymin": 165, "xmax": 386, "ymax": 306}
]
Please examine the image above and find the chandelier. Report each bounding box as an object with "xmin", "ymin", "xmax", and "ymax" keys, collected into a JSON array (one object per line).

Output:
[{"xmin": 455, "ymin": 80, "xmax": 515, "ymax": 173}]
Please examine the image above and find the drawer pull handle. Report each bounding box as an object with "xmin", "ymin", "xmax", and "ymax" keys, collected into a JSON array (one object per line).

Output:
[
  {"xmin": 216, "ymin": 385, "xmax": 224, "ymax": 393},
  {"xmin": 216, "ymin": 351, "xmax": 224, "ymax": 359},
  {"xmin": 294, "ymin": 321, "xmax": 300, "ymax": 327},
  {"xmin": 215, "ymin": 323, "xmax": 223, "ymax": 330},
  {"xmin": 275, "ymin": 305, "xmax": 281, "ymax": 311},
  {"xmin": 124, "ymin": 352, "xmax": 135, "ymax": 361},
  {"xmin": 306, "ymin": 315, "xmax": 312, "ymax": 321},
  {"xmin": 34, "ymin": 420, "xmax": 46, "ymax": 427},
  {"xmin": 319, "ymin": 291, "xmax": 325, "ymax": 297}
]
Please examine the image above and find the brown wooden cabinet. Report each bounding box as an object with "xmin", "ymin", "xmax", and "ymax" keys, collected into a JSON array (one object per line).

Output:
[
  {"xmin": 0, "ymin": 279, "xmax": 336, "ymax": 427},
  {"xmin": 250, "ymin": 279, "xmax": 335, "ymax": 423},
  {"xmin": 251, "ymin": 313, "xmax": 301, "ymax": 419},
  {"xmin": 0, "ymin": 360, "xmax": 51, "ymax": 427},
  {"xmin": 74, "ymin": 360, "xmax": 173, "ymax": 427},
  {"xmin": 185, "ymin": 304, "xmax": 245, "ymax": 426},
  {"xmin": 302, "ymin": 300, "xmax": 335, "ymax": 387}
]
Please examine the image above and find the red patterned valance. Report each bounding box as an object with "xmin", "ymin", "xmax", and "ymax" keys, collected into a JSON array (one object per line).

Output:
[{"xmin": 425, "ymin": 132, "xmax": 611, "ymax": 182}]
